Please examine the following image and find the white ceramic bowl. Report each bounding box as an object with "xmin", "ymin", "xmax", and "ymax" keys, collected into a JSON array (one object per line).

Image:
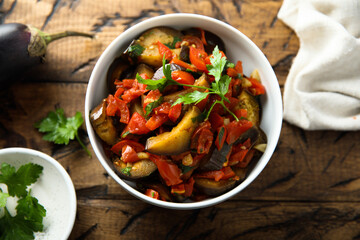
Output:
[
  {"xmin": 85, "ymin": 13, "xmax": 282, "ymax": 210},
  {"xmin": 0, "ymin": 148, "xmax": 77, "ymax": 240}
]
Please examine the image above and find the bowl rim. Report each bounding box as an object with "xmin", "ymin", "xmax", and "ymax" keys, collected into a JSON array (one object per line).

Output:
[
  {"xmin": 0, "ymin": 147, "xmax": 77, "ymax": 239},
  {"xmin": 85, "ymin": 13, "xmax": 283, "ymax": 210}
]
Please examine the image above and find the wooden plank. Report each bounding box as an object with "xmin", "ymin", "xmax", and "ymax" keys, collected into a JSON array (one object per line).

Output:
[
  {"xmin": 69, "ymin": 199, "xmax": 360, "ymax": 240},
  {"xmin": 2, "ymin": 0, "xmax": 298, "ymax": 86},
  {"xmin": 1, "ymin": 83, "xmax": 359, "ymax": 202}
]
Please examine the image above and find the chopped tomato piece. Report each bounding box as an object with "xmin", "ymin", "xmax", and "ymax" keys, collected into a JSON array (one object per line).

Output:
[
  {"xmin": 127, "ymin": 112, "xmax": 150, "ymax": 134},
  {"xmin": 182, "ymin": 35, "xmax": 205, "ymax": 51},
  {"xmin": 195, "ymin": 90, "xmax": 209, "ymax": 111},
  {"xmin": 248, "ymin": 77, "xmax": 266, "ymax": 95},
  {"xmin": 121, "ymin": 80, "xmax": 148, "ymax": 103},
  {"xmin": 195, "ymin": 167, "xmax": 235, "ymax": 181},
  {"xmin": 114, "ymin": 87, "xmax": 124, "ymax": 98},
  {"xmin": 146, "ymin": 113, "xmax": 168, "ymax": 131},
  {"xmin": 111, "ymin": 139, "xmax": 145, "ymax": 155},
  {"xmin": 225, "ymin": 119, "xmax": 253, "ymax": 145},
  {"xmin": 226, "ymin": 68, "xmax": 238, "ymax": 78},
  {"xmin": 121, "ymin": 145, "xmax": 140, "ymax": 163},
  {"xmin": 153, "ymin": 102, "xmax": 171, "ymax": 115},
  {"xmin": 229, "ymin": 138, "xmax": 252, "ymax": 165},
  {"xmin": 171, "ymin": 70, "xmax": 195, "ymax": 87},
  {"xmin": 168, "ymin": 103, "xmax": 182, "ymax": 122},
  {"xmin": 145, "ymin": 189, "xmax": 160, "ymax": 199},
  {"xmin": 170, "ymin": 58, "xmax": 197, "ymax": 72},
  {"xmin": 196, "ymin": 27, "xmax": 207, "ymax": 45},
  {"xmin": 234, "ymin": 109, "xmax": 248, "ymax": 119},
  {"xmin": 106, "ymin": 94, "xmax": 130, "ymax": 124},
  {"xmin": 150, "ymin": 155, "xmax": 182, "ymax": 186},
  {"xmin": 157, "ymin": 41, "xmax": 173, "ymax": 61},
  {"xmin": 235, "ymin": 60, "xmax": 243, "ymax": 75},
  {"xmin": 191, "ymin": 121, "xmax": 213, "ymax": 154},
  {"xmin": 189, "ymin": 46, "xmax": 208, "ymax": 71},
  {"xmin": 122, "ymin": 79, "xmax": 135, "ymax": 88},
  {"xmin": 237, "ymin": 149, "xmax": 256, "ymax": 168},
  {"xmin": 209, "ymin": 112, "xmax": 224, "ymax": 130}
]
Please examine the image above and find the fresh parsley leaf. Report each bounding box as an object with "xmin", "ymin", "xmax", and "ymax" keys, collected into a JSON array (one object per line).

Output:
[
  {"xmin": 136, "ymin": 73, "xmax": 168, "ymax": 91},
  {"xmin": 127, "ymin": 44, "xmax": 145, "ymax": 57},
  {"xmin": 0, "ymin": 209, "xmax": 36, "ymax": 240},
  {"xmin": 207, "ymin": 46, "xmax": 227, "ymax": 82},
  {"xmin": 145, "ymin": 96, "xmax": 164, "ymax": 117},
  {"xmin": 16, "ymin": 192, "xmax": 46, "ymax": 232},
  {"xmin": 219, "ymin": 75, "xmax": 232, "ymax": 96},
  {"xmin": 35, "ymin": 109, "xmax": 91, "ymax": 157},
  {"xmin": 0, "ymin": 191, "xmax": 9, "ymax": 208},
  {"xmin": 0, "ymin": 163, "xmax": 43, "ymax": 197},
  {"xmin": 226, "ymin": 61, "xmax": 235, "ymax": 69},
  {"xmin": 173, "ymin": 91, "xmax": 210, "ymax": 106},
  {"xmin": 121, "ymin": 167, "xmax": 132, "ymax": 176}
]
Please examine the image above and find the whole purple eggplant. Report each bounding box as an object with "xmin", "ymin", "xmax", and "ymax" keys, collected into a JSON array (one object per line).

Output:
[{"xmin": 0, "ymin": 23, "xmax": 93, "ymax": 87}]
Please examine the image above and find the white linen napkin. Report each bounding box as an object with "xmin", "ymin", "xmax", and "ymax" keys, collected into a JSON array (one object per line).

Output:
[{"xmin": 278, "ymin": 0, "xmax": 360, "ymax": 130}]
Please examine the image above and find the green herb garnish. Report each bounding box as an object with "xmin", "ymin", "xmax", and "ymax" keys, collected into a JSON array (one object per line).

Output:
[
  {"xmin": 34, "ymin": 108, "xmax": 91, "ymax": 157},
  {"xmin": 136, "ymin": 46, "xmax": 239, "ymax": 121},
  {"xmin": 0, "ymin": 163, "xmax": 46, "ymax": 239},
  {"xmin": 144, "ymin": 96, "xmax": 164, "ymax": 117},
  {"xmin": 128, "ymin": 44, "xmax": 145, "ymax": 57},
  {"xmin": 121, "ymin": 167, "xmax": 132, "ymax": 176}
]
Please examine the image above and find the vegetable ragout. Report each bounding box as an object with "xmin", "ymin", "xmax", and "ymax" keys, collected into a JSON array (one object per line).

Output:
[{"xmin": 90, "ymin": 27, "xmax": 267, "ymax": 202}]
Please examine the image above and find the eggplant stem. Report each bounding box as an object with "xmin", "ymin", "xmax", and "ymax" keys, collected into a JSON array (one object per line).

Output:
[{"xmin": 43, "ymin": 31, "xmax": 94, "ymax": 44}]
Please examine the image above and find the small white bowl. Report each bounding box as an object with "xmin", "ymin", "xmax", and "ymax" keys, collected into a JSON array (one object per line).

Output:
[
  {"xmin": 0, "ymin": 148, "xmax": 77, "ymax": 240},
  {"xmin": 85, "ymin": 13, "xmax": 282, "ymax": 210}
]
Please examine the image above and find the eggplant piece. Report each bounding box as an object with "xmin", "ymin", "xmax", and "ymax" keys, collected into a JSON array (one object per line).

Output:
[
  {"xmin": 194, "ymin": 178, "xmax": 236, "ymax": 196},
  {"xmin": 132, "ymin": 63, "xmax": 154, "ymax": 79},
  {"xmin": 90, "ymin": 100, "xmax": 118, "ymax": 145},
  {"xmin": 179, "ymin": 45, "xmax": 190, "ymax": 62},
  {"xmin": 107, "ymin": 57, "xmax": 133, "ymax": 93},
  {"xmin": 200, "ymin": 126, "xmax": 261, "ymax": 171},
  {"xmin": 181, "ymin": 27, "xmax": 226, "ymax": 53},
  {"xmin": 132, "ymin": 27, "xmax": 182, "ymax": 67},
  {"xmin": 130, "ymin": 98, "xmax": 145, "ymax": 117},
  {"xmin": 114, "ymin": 158, "xmax": 157, "ymax": 180},
  {"xmin": 0, "ymin": 23, "xmax": 93, "ymax": 88},
  {"xmin": 152, "ymin": 63, "xmax": 184, "ymax": 80},
  {"xmin": 237, "ymin": 90, "xmax": 261, "ymax": 126},
  {"xmin": 146, "ymin": 106, "xmax": 201, "ymax": 155}
]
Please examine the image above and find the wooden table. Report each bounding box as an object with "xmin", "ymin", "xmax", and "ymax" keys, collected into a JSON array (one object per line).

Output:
[{"xmin": 1, "ymin": 0, "xmax": 360, "ymax": 239}]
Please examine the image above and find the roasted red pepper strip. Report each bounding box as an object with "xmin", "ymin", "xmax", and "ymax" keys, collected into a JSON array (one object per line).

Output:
[
  {"xmin": 145, "ymin": 189, "xmax": 160, "ymax": 199},
  {"xmin": 171, "ymin": 70, "xmax": 195, "ymax": 87},
  {"xmin": 143, "ymin": 89, "xmax": 162, "ymax": 113},
  {"xmin": 168, "ymin": 103, "xmax": 182, "ymax": 122},
  {"xmin": 209, "ymin": 112, "xmax": 224, "ymax": 130},
  {"xmin": 146, "ymin": 113, "xmax": 169, "ymax": 131},
  {"xmin": 121, "ymin": 79, "xmax": 148, "ymax": 103},
  {"xmin": 184, "ymin": 177, "xmax": 195, "ymax": 197},
  {"xmin": 106, "ymin": 94, "xmax": 130, "ymax": 124},
  {"xmin": 157, "ymin": 41, "xmax": 173, "ymax": 61},
  {"xmin": 189, "ymin": 46, "xmax": 208, "ymax": 71},
  {"xmin": 170, "ymin": 58, "xmax": 197, "ymax": 72},
  {"xmin": 235, "ymin": 60, "xmax": 243, "ymax": 75},
  {"xmin": 225, "ymin": 119, "xmax": 253, "ymax": 145},
  {"xmin": 150, "ymin": 155, "xmax": 182, "ymax": 186},
  {"xmin": 248, "ymin": 77, "xmax": 266, "ymax": 95},
  {"xmin": 111, "ymin": 140, "xmax": 145, "ymax": 155},
  {"xmin": 121, "ymin": 145, "xmax": 140, "ymax": 163},
  {"xmin": 195, "ymin": 166, "xmax": 235, "ymax": 181},
  {"xmin": 127, "ymin": 112, "xmax": 150, "ymax": 135}
]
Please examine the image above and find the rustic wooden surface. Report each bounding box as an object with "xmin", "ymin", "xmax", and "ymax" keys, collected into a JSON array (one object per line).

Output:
[{"xmin": 1, "ymin": 0, "xmax": 360, "ymax": 239}]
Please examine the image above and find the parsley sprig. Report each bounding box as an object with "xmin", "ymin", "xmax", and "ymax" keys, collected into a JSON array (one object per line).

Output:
[
  {"xmin": 34, "ymin": 108, "xmax": 91, "ymax": 157},
  {"xmin": 136, "ymin": 46, "xmax": 239, "ymax": 121},
  {"xmin": 0, "ymin": 162, "xmax": 46, "ymax": 239}
]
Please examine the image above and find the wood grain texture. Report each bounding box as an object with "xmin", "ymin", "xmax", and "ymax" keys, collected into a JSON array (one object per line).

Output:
[{"xmin": 1, "ymin": 0, "xmax": 359, "ymax": 239}]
